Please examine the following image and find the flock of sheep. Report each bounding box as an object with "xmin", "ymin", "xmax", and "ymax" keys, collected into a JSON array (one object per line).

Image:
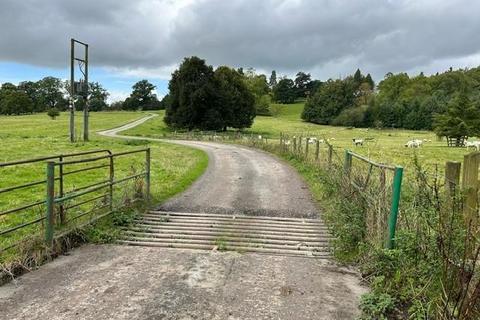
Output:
[{"xmin": 280, "ymin": 134, "xmax": 480, "ymax": 150}]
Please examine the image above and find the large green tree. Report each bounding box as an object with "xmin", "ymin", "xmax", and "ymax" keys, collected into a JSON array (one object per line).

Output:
[
  {"xmin": 165, "ymin": 57, "xmax": 256, "ymax": 130},
  {"xmin": 215, "ymin": 66, "xmax": 256, "ymax": 129},
  {"xmin": 72, "ymin": 82, "xmax": 109, "ymax": 111},
  {"xmin": 0, "ymin": 90, "xmax": 33, "ymax": 115},
  {"xmin": 269, "ymin": 70, "xmax": 277, "ymax": 88},
  {"xmin": 302, "ymin": 78, "xmax": 356, "ymax": 124},
  {"xmin": 165, "ymin": 56, "xmax": 220, "ymax": 130},
  {"xmin": 124, "ymin": 80, "xmax": 160, "ymax": 110},
  {"xmin": 36, "ymin": 77, "xmax": 67, "ymax": 111},
  {"xmin": 273, "ymin": 78, "xmax": 296, "ymax": 104},
  {"xmin": 244, "ymin": 69, "xmax": 271, "ymax": 115},
  {"xmin": 294, "ymin": 71, "xmax": 312, "ymax": 98},
  {"xmin": 433, "ymin": 92, "xmax": 480, "ymax": 138}
]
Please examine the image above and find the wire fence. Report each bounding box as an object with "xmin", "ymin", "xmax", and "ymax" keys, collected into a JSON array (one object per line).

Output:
[{"xmin": 277, "ymin": 133, "xmax": 403, "ymax": 248}]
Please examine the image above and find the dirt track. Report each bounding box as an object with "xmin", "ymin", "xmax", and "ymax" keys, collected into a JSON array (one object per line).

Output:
[{"xmin": 158, "ymin": 140, "xmax": 319, "ymax": 218}]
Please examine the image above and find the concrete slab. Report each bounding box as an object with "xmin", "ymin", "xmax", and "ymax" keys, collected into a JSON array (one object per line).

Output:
[{"xmin": 0, "ymin": 244, "xmax": 367, "ymax": 320}]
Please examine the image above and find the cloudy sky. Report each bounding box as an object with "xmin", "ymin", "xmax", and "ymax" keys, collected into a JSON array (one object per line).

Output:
[{"xmin": 1, "ymin": 0, "xmax": 479, "ymax": 101}]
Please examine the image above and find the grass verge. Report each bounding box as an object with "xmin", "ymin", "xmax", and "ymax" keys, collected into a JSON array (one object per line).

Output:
[{"xmin": 0, "ymin": 111, "xmax": 208, "ymax": 279}]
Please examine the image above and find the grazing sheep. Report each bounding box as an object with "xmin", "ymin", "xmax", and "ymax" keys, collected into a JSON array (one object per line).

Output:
[
  {"xmin": 318, "ymin": 139, "xmax": 325, "ymax": 143},
  {"xmin": 405, "ymin": 140, "xmax": 421, "ymax": 148},
  {"xmin": 308, "ymin": 137, "xmax": 317, "ymax": 144},
  {"xmin": 352, "ymin": 138, "xmax": 364, "ymax": 146},
  {"xmin": 466, "ymin": 141, "xmax": 480, "ymax": 150}
]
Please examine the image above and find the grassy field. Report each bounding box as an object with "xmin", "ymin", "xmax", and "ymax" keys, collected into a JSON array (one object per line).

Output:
[
  {"xmin": 124, "ymin": 103, "xmax": 471, "ymax": 171},
  {"xmin": 0, "ymin": 111, "xmax": 208, "ymax": 257}
]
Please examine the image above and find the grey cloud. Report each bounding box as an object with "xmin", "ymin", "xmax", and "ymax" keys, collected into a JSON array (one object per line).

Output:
[{"xmin": 0, "ymin": 0, "xmax": 479, "ymax": 80}]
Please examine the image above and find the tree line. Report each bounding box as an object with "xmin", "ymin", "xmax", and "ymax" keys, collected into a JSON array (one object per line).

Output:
[
  {"xmin": 302, "ymin": 67, "xmax": 480, "ymax": 137},
  {"xmin": 0, "ymin": 77, "xmax": 165, "ymax": 115},
  {"xmin": 161, "ymin": 56, "xmax": 324, "ymax": 130}
]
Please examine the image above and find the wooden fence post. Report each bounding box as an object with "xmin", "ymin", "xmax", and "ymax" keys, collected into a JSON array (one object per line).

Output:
[
  {"xmin": 445, "ymin": 161, "xmax": 461, "ymax": 197},
  {"xmin": 305, "ymin": 138, "xmax": 309, "ymax": 159},
  {"xmin": 462, "ymin": 152, "xmax": 480, "ymax": 227},
  {"xmin": 328, "ymin": 145, "xmax": 333, "ymax": 165},
  {"xmin": 344, "ymin": 150, "xmax": 352, "ymax": 177},
  {"xmin": 293, "ymin": 137, "xmax": 297, "ymax": 154},
  {"xmin": 315, "ymin": 140, "xmax": 320, "ymax": 161}
]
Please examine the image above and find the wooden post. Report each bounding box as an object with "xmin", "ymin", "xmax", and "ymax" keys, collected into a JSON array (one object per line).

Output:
[
  {"xmin": 305, "ymin": 138, "xmax": 309, "ymax": 159},
  {"xmin": 293, "ymin": 137, "xmax": 297, "ymax": 154},
  {"xmin": 344, "ymin": 150, "xmax": 352, "ymax": 177},
  {"xmin": 445, "ymin": 161, "xmax": 461, "ymax": 197},
  {"xmin": 298, "ymin": 137, "xmax": 302, "ymax": 154},
  {"xmin": 328, "ymin": 145, "xmax": 333, "ymax": 165},
  {"xmin": 462, "ymin": 152, "xmax": 480, "ymax": 227},
  {"xmin": 315, "ymin": 140, "xmax": 320, "ymax": 161}
]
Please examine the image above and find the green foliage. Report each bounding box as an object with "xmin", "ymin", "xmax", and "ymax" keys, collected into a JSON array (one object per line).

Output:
[
  {"xmin": 0, "ymin": 77, "xmax": 113, "ymax": 115},
  {"xmin": 0, "ymin": 90, "xmax": 33, "ymax": 115},
  {"xmin": 294, "ymin": 71, "xmax": 312, "ymax": 98},
  {"xmin": 269, "ymin": 70, "xmax": 277, "ymax": 88},
  {"xmin": 255, "ymin": 94, "xmax": 272, "ymax": 116},
  {"xmin": 165, "ymin": 57, "xmax": 256, "ymax": 130},
  {"xmin": 123, "ymin": 80, "xmax": 160, "ymax": 110},
  {"xmin": 244, "ymin": 68, "xmax": 272, "ymax": 115},
  {"xmin": 112, "ymin": 208, "xmax": 139, "ymax": 227},
  {"xmin": 273, "ymin": 78, "xmax": 296, "ymax": 104},
  {"xmin": 35, "ymin": 77, "xmax": 68, "ymax": 110},
  {"xmin": 332, "ymin": 105, "xmax": 368, "ymax": 127},
  {"xmin": 215, "ymin": 237, "xmax": 228, "ymax": 251},
  {"xmin": 433, "ymin": 92, "xmax": 480, "ymax": 138},
  {"xmin": 47, "ymin": 107, "xmax": 60, "ymax": 120},
  {"xmin": 302, "ymin": 67, "xmax": 480, "ymax": 131},
  {"xmin": 165, "ymin": 56, "xmax": 218, "ymax": 129},
  {"xmin": 302, "ymin": 77, "xmax": 358, "ymax": 124},
  {"xmin": 215, "ymin": 66, "xmax": 256, "ymax": 129},
  {"xmin": 359, "ymin": 292, "xmax": 396, "ymax": 320}
]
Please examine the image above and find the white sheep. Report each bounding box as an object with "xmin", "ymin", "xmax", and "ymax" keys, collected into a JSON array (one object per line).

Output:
[
  {"xmin": 466, "ymin": 141, "xmax": 480, "ymax": 150},
  {"xmin": 352, "ymin": 138, "xmax": 364, "ymax": 146},
  {"xmin": 405, "ymin": 140, "xmax": 421, "ymax": 148},
  {"xmin": 308, "ymin": 137, "xmax": 317, "ymax": 144}
]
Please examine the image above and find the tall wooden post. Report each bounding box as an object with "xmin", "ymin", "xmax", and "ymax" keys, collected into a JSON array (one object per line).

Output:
[{"xmin": 462, "ymin": 152, "xmax": 480, "ymax": 227}]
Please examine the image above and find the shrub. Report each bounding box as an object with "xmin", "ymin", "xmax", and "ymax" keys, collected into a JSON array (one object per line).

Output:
[{"xmin": 47, "ymin": 107, "xmax": 60, "ymax": 120}]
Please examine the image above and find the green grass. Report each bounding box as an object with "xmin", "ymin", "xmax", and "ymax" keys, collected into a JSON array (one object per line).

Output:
[
  {"xmin": 0, "ymin": 111, "xmax": 208, "ymax": 260},
  {"xmin": 124, "ymin": 103, "xmax": 471, "ymax": 171}
]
